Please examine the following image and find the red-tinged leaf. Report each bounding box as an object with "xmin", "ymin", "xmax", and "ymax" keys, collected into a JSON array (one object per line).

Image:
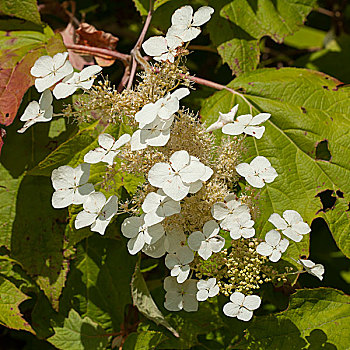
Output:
[
  {"xmin": 76, "ymin": 23, "xmax": 119, "ymax": 67},
  {"xmin": 0, "ymin": 26, "xmax": 66, "ymax": 130},
  {"xmin": 0, "ymin": 128, "xmax": 5, "ymax": 153},
  {"xmin": 59, "ymin": 22, "xmax": 94, "ymax": 70}
]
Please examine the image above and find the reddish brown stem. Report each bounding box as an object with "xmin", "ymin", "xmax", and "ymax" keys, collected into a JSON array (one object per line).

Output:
[{"xmin": 65, "ymin": 44, "xmax": 131, "ymax": 63}]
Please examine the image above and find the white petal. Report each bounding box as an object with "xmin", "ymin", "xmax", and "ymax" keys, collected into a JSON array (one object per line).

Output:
[
  {"xmin": 282, "ymin": 227, "xmax": 302, "ymax": 242},
  {"xmin": 128, "ymin": 234, "xmax": 146, "ymax": 255},
  {"xmin": 278, "ymin": 238, "xmax": 289, "ymax": 252},
  {"xmin": 236, "ymin": 162, "xmax": 254, "ymax": 178},
  {"xmin": 179, "ymin": 27, "xmax": 201, "ymax": 42},
  {"xmin": 244, "ymin": 295, "xmax": 261, "ymax": 311},
  {"xmin": 80, "ymin": 65, "xmax": 102, "ymax": 81},
  {"xmin": 51, "ymin": 189, "xmax": 74, "ymax": 208},
  {"xmin": 179, "ymin": 161, "xmax": 205, "ymax": 183},
  {"xmin": 222, "ymin": 122, "xmax": 245, "ymax": 136},
  {"xmin": 162, "ymin": 175, "xmax": 189, "ymax": 201},
  {"xmin": 19, "ymin": 101, "xmax": 40, "ymax": 121},
  {"xmin": 208, "ymin": 284, "xmax": 219, "ymax": 297},
  {"xmin": 192, "ymin": 6, "xmax": 214, "ymax": 26},
  {"xmin": 196, "ymin": 289, "xmax": 209, "ymax": 301},
  {"xmin": 91, "ymin": 218, "xmax": 110, "ymax": 235},
  {"xmin": 203, "ymin": 220, "xmax": 220, "ymax": 238},
  {"xmin": 35, "ymin": 74, "xmax": 56, "ymax": 92},
  {"xmin": 171, "ymin": 87, "xmax": 190, "ymax": 100},
  {"xmin": 261, "ymin": 166, "xmax": 278, "ymax": 183},
  {"xmin": 164, "ymin": 292, "xmax": 183, "ymax": 311},
  {"xmin": 114, "ymin": 133, "xmax": 131, "ymax": 149},
  {"xmin": 73, "ymin": 183, "xmax": 94, "ymax": 205},
  {"xmin": 121, "ymin": 216, "xmax": 143, "ymax": 238},
  {"xmin": 53, "ymin": 82, "xmax": 77, "ymax": 99},
  {"xmin": 30, "ymin": 55, "xmax": 53, "ymax": 77},
  {"xmin": 145, "ymin": 129, "xmax": 170, "ymax": 147},
  {"xmin": 198, "ymin": 241, "xmax": 213, "ymax": 260},
  {"xmin": 250, "ymin": 113, "xmax": 271, "ymax": 125},
  {"xmin": 269, "ymin": 249, "xmax": 282, "ymax": 262},
  {"xmin": 208, "ymin": 236, "xmax": 225, "ymax": 253},
  {"xmin": 135, "ymin": 102, "xmax": 160, "ymax": 127},
  {"xmin": 177, "ymin": 265, "xmax": 190, "ymax": 283},
  {"xmin": 39, "ymin": 89, "xmax": 53, "ymax": 109},
  {"xmin": 268, "ymin": 213, "xmax": 288, "ymax": 230},
  {"xmin": 142, "ymin": 235, "xmax": 166, "ymax": 258},
  {"xmin": 170, "ymin": 150, "xmax": 190, "ymax": 172},
  {"xmin": 187, "ymin": 231, "xmax": 205, "ymax": 251},
  {"xmin": 83, "ymin": 192, "xmax": 106, "ymax": 213},
  {"xmin": 51, "ymin": 165, "xmax": 75, "ymax": 190},
  {"xmin": 75, "ymin": 210, "xmax": 97, "ymax": 229},
  {"xmin": 98, "ymin": 133, "xmax": 115, "ymax": 150},
  {"xmin": 265, "ymin": 229, "xmax": 281, "ymax": 246},
  {"xmin": 84, "ymin": 148, "xmax": 106, "ymax": 164},
  {"xmin": 292, "ymin": 222, "xmax": 311, "ymax": 235},
  {"xmin": 130, "ymin": 130, "xmax": 147, "ymax": 151},
  {"xmin": 244, "ymin": 125, "xmax": 265, "ymax": 139},
  {"xmin": 230, "ymin": 291, "xmax": 245, "ymax": 305},
  {"xmin": 223, "ymin": 302, "xmax": 239, "ymax": 317},
  {"xmin": 142, "ymin": 36, "xmax": 168, "ymax": 57},
  {"xmin": 256, "ymin": 242, "xmax": 273, "ymax": 257},
  {"xmin": 245, "ymin": 174, "xmax": 265, "ymax": 188},
  {"xmin": 187, "ymin": 180, "xmax": 202, "ymax": 194},
  {"xmin": 142, "ymin": 192, "xmax": 162, "ymax": 213},
  {"xmin": 241, "ymin": 227, "xmax": 255, "ymax": 238},
  {"xmin": 211, "ymin": 202, "xmax": 229, "ymax": 221},
  {"xmin": 310, "ymin": 264, "xmax": 325, "ymax": 280},
  {"xmin": 237, "ymin": 308, "xmax": 253, "ymax": 321},
  {"xmin": 171, "ymin": 6, "xmax": 193, "ymax": 27},
  {"xmin": 197, "ymin": 279, "xmax": 208, "ymax": 290},
  {"xmin": 148, "ymin": 162, "xmax": 173, "ymax": 188},
  {"xmin": 283, "ymin": 210, "xmax": 303, "ymax": 225},
  {"xmin": 250, "ymin": 156, "xmax": 271, "ymax": 173},
  {"xmin": 299, "ymin": 259, "xmax": 315, "ymax": 269}
]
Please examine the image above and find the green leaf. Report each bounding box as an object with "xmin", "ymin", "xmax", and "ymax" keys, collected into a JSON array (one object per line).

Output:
[
  {"xmin": 236, "ymin": 288, "xmax": 350, "ymax": 349},
  {"xmin": 0, "ymin": 164, "xmax": 23, "ymax": 248},
  {"xmin": 0, "ymin": 24, "xmax": 66, "ymax": 133},
  {"xmin": 0, "ymin": 275, "xmax": 34, "ymax": 333},
  {"xmin": 283, "ymin": 26, "xmax": 326, "ymax": 50},
  {"xmin": 123, "ymin": 331, "xmax": 166, "ymax": 349},
  {"xmin": 60, "ymin": 235, "xmax": 137, "ymax": 332},
  {"xmin": 295, "ymin": 34, "xmax": 350, "ymax": 84},
  {"xmin": 201, "ymin": 68, "xmax": 350, "ymax": 259},
  {"xmin": 132, "ymin": 0, "xmax": 174, "ymax": 16},
  {"xmin": 48, "ymin": 309, "xmax": 108, "ymax": 350},
  {"xmin": 131, "ymin": 258, "xmax": 179, "ymax": 337},
  {"xmin": 0, "ymin": 0, "xmax": 41, "ymax": 25},
  {"xmin": 207, "ymin": 0, "xmax": 316, "ymax": 75}
]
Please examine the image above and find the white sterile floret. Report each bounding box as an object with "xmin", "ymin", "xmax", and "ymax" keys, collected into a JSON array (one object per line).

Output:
[
  {"xmin": 53, "ymin": 65, "xmax": 102, "ymax": 99},
  {"xmin": 142, "ymin": 35, "xmax": 183, "ymax": 63},
  {"xmin": 31, "ymin": 52, "xmax": 73, "ymax": 92},
  {"xmin": 236, "ymin": 156, "xmax": 278, "ymax": 188},
  {"xmin": 256, "ymin": 230, "xmax": 289, "ymax": 262},
  {"xmin": 142, "ymin": 189, "xmax": 181, "ymax": 226},
  {"xmin": 164, "ymin": 276, "xmax": 198, "ymax": 312},
  {"xmin": 130, "ymin": 116, "xmax": 174, "ymax": 151},
  {"xmin": 165, "ymin": 246, "xmax": 194, "ymax": 283},
  {"xmin": 206, "ymin": 104, "xmax": 238, "ymax": 132},
  {"xmin": 196, "ymin": 278, "xmax": 219, "ymax": 301},
  {"xmin": 167, "ymin": 6, "xmax": 214, "ymax": 43},
  {"xmin": 121, "ymin": 214, "xmax": 164, "ymax": 255},
  {"xmin": 74, "ymin": 192, "xmax": 118, "ymax": 235},
  {"xmin": 187, "ymin": 220, "xmax": 225, "ymax": 260},
  {"xmin": 186, "ymin": 156, "xmax": 214, "ymax": 194},
  {"xmin": 148, "ymin": 150, "xmax": 207, "ymax": 201},
  {"xmin": 211, "ymin": 194, "xmax": 251, "ymax": 231},
  {"xmin": 142, "ymin": 227, "xmax": 187, "ymax": 258},
  {"xmin": 51, "ymin": 163, "xmax": 94, "ymax": 208},
  {"xmin": 135, "ymin": 88, "xmax": 189, "ymax": 128},
  {"xmin": 17, "ymin": 89, "xmax": 53, "ymax": 133},
  {"xmin": 84, "ymin": 133, "xmax": 130, "ymax": 166},
  {"xmin": 223, "ymin": 292, "xmax": 261, "ymax": 321},
  {"xmin": 298, "ymin": 259, "xmax": 325, "ymax": 280},
  {"xmin": 222, "ymin": 112, "xmax": 271, "ymax": 139},
  {"xmin": 268, "ymin": 210, "xmax": 311, "ymax": 242},
  {"xmin": 227, "ymin": 211, "xmax": 255, "ymax": 240}
]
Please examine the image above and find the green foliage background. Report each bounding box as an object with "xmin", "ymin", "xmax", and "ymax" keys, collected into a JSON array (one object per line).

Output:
[{"xmin": 0, "ymin": 0, "xmax": 349, "ymax": 349}]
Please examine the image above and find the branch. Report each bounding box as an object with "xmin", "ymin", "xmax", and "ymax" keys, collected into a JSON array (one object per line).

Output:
[
  {"xmin": 126, "ymin": 0, "xmax": 154, "ymax": 89},
  {"xmin": 65, "ymin": 44, "xmax": 131, "ymax": 63}
]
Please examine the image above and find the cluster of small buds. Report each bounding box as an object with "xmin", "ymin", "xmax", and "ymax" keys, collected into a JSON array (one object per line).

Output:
[{"xmin": 21, "ymin": 4, "xmax": 326, "ymax": 324}]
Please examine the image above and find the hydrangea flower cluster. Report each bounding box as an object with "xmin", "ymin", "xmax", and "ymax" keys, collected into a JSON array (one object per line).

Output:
[{"xmin": 22, "ymin": 5, "xmax": 325, "ymax": 323}]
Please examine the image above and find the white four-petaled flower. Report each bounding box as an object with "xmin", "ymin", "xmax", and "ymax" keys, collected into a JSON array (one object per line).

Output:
[
  {"xmin": 164, "ymin": 276, "xmax": 198, "ymax": 312},
  {"xmin": 148, "ymin": 150, "xmax": 207, "ymax": 201},
  {"xmin": 135, "ymin": 88, "xmax": 189, "ymax": 128},
  {"xmin": 187, "ymin": 220, "xmax": 225, "ymax": 260},
  {"xmin": 211, "ymin": 194, "xmax": 250, "ymax": 231},
  {"xmin": 31, "ymin": 52, "xmax": 73, "ymax": 92},
  {"xmin": 142, "ymin": 189, "xmax": 181, "ymax": 226},
  {"xmin": 165, "ymin": 246, "xmax": 194, "ymax": 283},
  {"xmin": 142, "ymin": 35, "xmax": 183, "ymax": 63},
  {"xmin": 298, "ymin": 259, "xmax": 325, "ymax": 280},
  {"xmin": 206, "ymin": 104, "xmax": 238, "ymax": 132},
  {"xmin": 227, "ymin": 211, "xmax": 255, "ymax": 240},
  {"xmin": 196, "ymin": 278, "xmax": 219, "ymax": 301},
  {"xmin": 53, "ymin": 65, "xmax": 102, "ymax": 99},
  {"xmin": 268, "ymin": 210, "xmax": 311, "ymax": 242},
  {"xmin": 256, "ymin": 230, "xmax": 289, "ymax": 262},
  {"xmin": 17, "ymin": 89, "xmax": 53, "ymax": 133},
  {"xmin": 130, "ymin": 116, "xmax": 174, "ymax": 151},
  {"xmin": 121, "ymin": 215, "xmax": 164, "ymax": 255},
  {"xmin": 84, "ymin": 133, "xmax": 131, "ymax": 166},
  {"xmin": 75, "ymin": 192, "xmax": 118, "ymax": 235},
  {"xmin": 236, "ymin": 156, "xmax": 278, "ymax": 188},
  {"xmin": 223, "ymin": 292, "xmax": 261, "ymax": 321},
  {"xmin": 51, "ymin": 163, "xmax": 94, "ymax": 208},
  {"xmin": 167, "ymin": 6, "xmax": 214, "ymax": 42},
  {"xmin": 222, "ymin": 113, "xmax": 271, "ymax": 139}
]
